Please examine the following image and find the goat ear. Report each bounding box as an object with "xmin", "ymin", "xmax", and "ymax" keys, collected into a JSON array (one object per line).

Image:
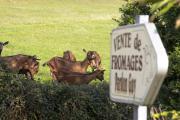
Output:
[
  {"xmin": 32, "ymin": 55, "xmax": 37, "ymax": 58},
  {"xmin": 102, "ymin": 69, "xmax": 105, "ymax": 72},
  {"xmin": 31, "ymin": 55, "xmax": 40, "ymax": 60},
  {"xmin": 82, "ymin": 49, "xmax": 87, "ymax": 53},
  {"xmin": 34, "ymin": 56, "xmax": 41, "ymax": 61},
  {"xmin": 36, "ymin": 58, "xmax": 41, "ymax": 61},
  {"xmin": 3, "ymin": 41, "xmax": 9, "ymax": 46}
]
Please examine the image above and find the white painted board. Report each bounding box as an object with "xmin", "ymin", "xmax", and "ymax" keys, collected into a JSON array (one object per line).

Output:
[{"xmin": 110, "ymin": 23, "xmax": 168, "ymax": 105}]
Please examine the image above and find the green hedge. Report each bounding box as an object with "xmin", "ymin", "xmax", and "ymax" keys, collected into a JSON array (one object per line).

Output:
[{"xmin": 0, "ymin": 73, "xmax": 133, "ymax": 120}]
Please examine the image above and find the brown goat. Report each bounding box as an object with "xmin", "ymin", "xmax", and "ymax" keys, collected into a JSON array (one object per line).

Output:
[
  {"xmin": 63, "ymin": 50, "xmax": 76, "ymax": 62},
  {"xmin": 0, "ymin": 41, "xmax": 9, "ymax": 56},
  {"xmin": 43, "ymin": 50, "xmax": 76, "ymax": 80},
  {"xmin": 43, "ymin": 56, "xmax": 90, "ymax": 80},
  {"xmin": 82, "ymin": 49, "xmax": 101, "ymax": 70},
  {"xmin": 43, "ymin": 50, "xmax": 100, "ymax": 80},
  {"xmin": 0, "ymin": 54, "xmax": 40, "ymax": 80},
  {"xmin": 58, "ymin": 69, "xmax": 105, "ymax": 85}
]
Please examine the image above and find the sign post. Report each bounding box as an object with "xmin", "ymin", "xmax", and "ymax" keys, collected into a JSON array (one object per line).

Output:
[
  {"xmin": 110, "ymin": 15, "xmax": 169, "ymax": 120},
  {"xmin": 133, "ymin": 15, "xmax": 149, "ymax": 120},
  {"xmin": 133, "ymin": 105, "xmax": 147, "ymax": 120}
]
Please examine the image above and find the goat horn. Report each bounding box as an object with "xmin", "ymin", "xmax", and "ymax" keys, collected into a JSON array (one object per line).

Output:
[{"xmin": 99, "ymin": 67, "xmax": 105, "ymax": 71}]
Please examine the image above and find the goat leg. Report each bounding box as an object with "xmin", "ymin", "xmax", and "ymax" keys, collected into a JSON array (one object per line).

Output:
[{"xmin": 26, "ymin": 71, "xmax": 34, "ymax": 80}]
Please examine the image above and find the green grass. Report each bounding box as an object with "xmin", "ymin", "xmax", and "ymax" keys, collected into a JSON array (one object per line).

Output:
[{"xmin": 0, "ymin": 0, "xmax": 123, "ymax": 82}]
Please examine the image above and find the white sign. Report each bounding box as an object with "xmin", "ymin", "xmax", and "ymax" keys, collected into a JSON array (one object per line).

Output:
[{"xmin": 110, "ymin": 23, "xmax": 168, "ymax": 105}]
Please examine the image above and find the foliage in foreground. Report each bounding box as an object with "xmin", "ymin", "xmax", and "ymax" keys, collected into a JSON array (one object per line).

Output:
[
  {"xmin": 0, "ymin": 73, "xmax": 133, "ymax": 120},
  {"xmin": 114, "ymin": 1, "xmax": 180, "ymax": 119}
]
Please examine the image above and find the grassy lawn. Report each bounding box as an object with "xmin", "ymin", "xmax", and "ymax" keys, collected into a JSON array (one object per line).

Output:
[{"xmin": 0, "ymin": 0, "xmax": 123, "ymax": 82}]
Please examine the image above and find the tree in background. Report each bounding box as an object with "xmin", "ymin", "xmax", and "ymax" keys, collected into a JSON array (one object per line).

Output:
[
  {"xmin": 138, "ymin": 0, "xmax": 180, "ymax": 28},
  {"xmin": 113, "ymin": 1, "xmax": 180, "ymax": 119}
]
